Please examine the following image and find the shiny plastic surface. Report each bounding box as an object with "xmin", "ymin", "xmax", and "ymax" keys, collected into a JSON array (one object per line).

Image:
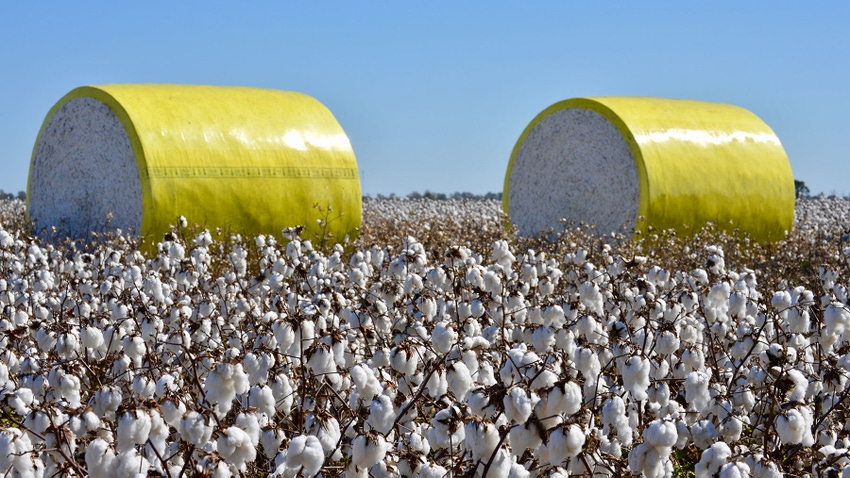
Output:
[
  {"xmin": 504, "ymin": 97, "xmax": 795, "ymax": 241},
  {"xmin": 29, "ymin": 84, "xmax": 361, "ymax": 248}
]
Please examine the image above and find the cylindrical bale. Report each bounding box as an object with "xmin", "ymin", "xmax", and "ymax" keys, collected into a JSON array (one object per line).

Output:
[
  {"xmin": 28, "ymin": 84, "xmax": 361, "ymax": 247},
  {"xmin": 504, "ymin": 97, "xmax": 795, "ymax": 241}
]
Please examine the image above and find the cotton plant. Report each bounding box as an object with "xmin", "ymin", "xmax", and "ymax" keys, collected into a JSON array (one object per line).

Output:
[{"xmin": 2, "ymin": 197, "xmax": 850, "ymax": 475}]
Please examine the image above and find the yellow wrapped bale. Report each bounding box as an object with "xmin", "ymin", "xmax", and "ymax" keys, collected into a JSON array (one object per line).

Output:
[
  {"xmin": 504, "ymin": 96, "xmax": 795, "ymax": 241},
  {"xmin": 28, "ymin": 84, "xmax": 361, "ymax": 247}
]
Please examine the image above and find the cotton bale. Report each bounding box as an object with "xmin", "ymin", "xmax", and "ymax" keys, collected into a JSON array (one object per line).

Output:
[
  {"xmin": 27, "ymin": 84, "xmax": 361, "ymax": 248},
  {"xmin": 504, "ymin": 97, "xmax": 795, "ymax": 241}
]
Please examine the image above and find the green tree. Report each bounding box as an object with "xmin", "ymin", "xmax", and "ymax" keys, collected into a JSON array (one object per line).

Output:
[{"xmin": 795, "ymin": 180, "xmax": 810, "ymax": 199}]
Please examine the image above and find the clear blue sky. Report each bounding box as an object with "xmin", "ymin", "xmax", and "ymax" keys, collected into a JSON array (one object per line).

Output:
[{"xmin": 1, "ymin": 2, "xmax": 847, "ymax": 197}]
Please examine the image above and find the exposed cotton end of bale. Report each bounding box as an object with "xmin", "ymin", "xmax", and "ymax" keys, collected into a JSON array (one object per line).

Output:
[
  {"xmin": 29, "ymin": 97, "xmax": 142, "ymax": 238},
  {"xmin": 507, "ymin": 108, "xmax": 640, "ymax": 236},
  {"xmin": 504, "ymin": 97, "xmax": 796, "ymax": 242},
  {"xmin": 28, "ymin": 84, "xmax": 362, "ymax": 250}
]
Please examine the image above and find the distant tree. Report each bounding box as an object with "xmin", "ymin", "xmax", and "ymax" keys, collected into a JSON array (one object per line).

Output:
[
  {"xmin": 16, "ymin": 191, "xmax": 25, "ymax": 201},
  {"xmin": 795, "ymin": 180, "xmax": 810, "ymax": 199},
  {"xmin": 407, "ymin": 191, "xmax": 422, "ymax": 199}
]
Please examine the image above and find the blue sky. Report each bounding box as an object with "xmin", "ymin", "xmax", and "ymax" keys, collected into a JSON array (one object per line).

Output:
[{"xmin": 1, "ymin": 2, "xmax": 847, "ymax": 196}]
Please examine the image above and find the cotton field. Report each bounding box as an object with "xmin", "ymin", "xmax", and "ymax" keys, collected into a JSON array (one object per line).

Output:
[{"xmin": 2, "ymin": 196, "xmax": 850, "ymax": 477}]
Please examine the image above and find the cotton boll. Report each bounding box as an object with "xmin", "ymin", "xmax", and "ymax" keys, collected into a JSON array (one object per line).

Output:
[
  {"xmin": 622, "ymin": 355, "xmax": 650, "ymax": 401},
  {"xmin": 695, "ymin": 442, "xmax": 732, "ymax": 476},
  {"xmin": 685, "ymin": 370, "xmax": 711, "ymax": 414},
  {"xmin": 285, "ymin": 434, "xmax": 324, "ymax": 476},
  {"xmin": 352, "ymin": 431, "xmax": 389, "ymax": 470},
  {"xmin": 367, "ymin": 394, "xmax": 396, "ymax": 435},
  {"xmin": 114, "ymin": 449, "xmax": 150, "ymax": 477},
  {"xmin": 179, "ymin": 411, "xmax": 213, "ymax": 447},
  {"xmin": 204, "ymin": 363, "xmax": 250, "ymax": 417},
  {"xmin": 262, "ymin": 428, "xmax": 285, "ymax": 460},
  {"xmin": 429, "ymin": 406, "xmax": 465, "ymax": 450},
  {"xmin": 691, "ymin": 419, "xmax": 718, "ymax": 450},
  {"xmin": 547, "ymin": 424, "xmax": 585, "ymax": 466},
  {"xmin": 350, "ymin": 364, "xmax": 383, "ymax": 403},
  {"xmin": 531, "ymin": 326, "xmax": 556, "ymax": 353},
  {"xmin": 446, "ymin": 361, "xmax": 473, "ymax": 402},
  {"xmin": 85, "ymin": 438, "xmax": 117, "ymax": 478},
  {"xmin": 161, "ymin": 398, "xmax": 186, "ymax": 428},
  {"xmin": 464, "ymin": 416, "xmax": 500, "ymax": 463},
  {"xmin": 431, "ymin": 322, "xmax": 457, "ymax": 355},
  {"xmin": 116, "ymin": 410, "xmax": 152, "ymax": 453},
  {"xmin": 775, "ymin": 407, "xmax": 814, "ymax": 446},
  {"xmin": 425, "ymin": 368, "xmax": 448, "ymax": 399},
  {"xmin": 509, "ymin": 422, "xmax": 543, "ymax": 457},
  {"xmin": 92, "ymin": 386, "xmax": 122, "ymax": 421},
  {"xmin": 504, "ymin": 387, "xmax": 536, "ymax": 425},
  {"xmin": 0, "ymin": 428, "xmax": 36, "ymax": 477},
  {"xmin": 217, "ymin": 426, "xmax": 257, "ymax": 472}
]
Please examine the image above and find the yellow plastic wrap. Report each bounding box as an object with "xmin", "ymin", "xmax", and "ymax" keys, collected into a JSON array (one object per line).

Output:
[
  {"xmin": 504, "ymin": 97, "xmax": 795, "ymax": 241},
  {"xmin": 28, "ymin": 84, "xmax": 361, "ymax": 248}
]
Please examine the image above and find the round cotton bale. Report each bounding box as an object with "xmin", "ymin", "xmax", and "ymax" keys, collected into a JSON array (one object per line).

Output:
[
  {"xmin": 504, "ymin": 97, "xmax": 795, "ymax": 241},
  {"xmin": 27, "ymin": 84, "xmax": 361, "ymax": 248}
]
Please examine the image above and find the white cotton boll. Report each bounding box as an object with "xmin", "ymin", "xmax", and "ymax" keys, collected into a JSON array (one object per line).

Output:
[
  {"xmin": 685, "ymin": 370, "xmax": 711, "ymax": 414},
  {"xmin": 548, "ymin": 425, "xmax": 585, "ymax": 465},
  {"xmin": 86, "ymin": 438, "xmax": 117, "ymax": 478},
  {"xmin": 752, "ymin": 460, "xmax": 782, "ymax": 478},
  {"xmin": 248, "ymin": 385, "xmax": 277, "ymax": 419},
  {"xmin": 116, "ymin": 410, "xmax": 152, "ymax": 453},
  {"xmin": 622, "ymin": 356, "xmax": 650, "ymax": 401},
  {"xmin": 161, "ymin": 398, "xmax": 186, "ymax": 428},
  {"xmin": 425, "ymin": 368, "xmax": 448, "ymax": 399},
  {"xmin": 92, "ymin": 386, "xmax": 122, "ymax": 420},
  {"xmin": 236, "ymin": 412, "xmax": 261, "ymax": 447},
  {"xmin": 217, "ymin": 426, "xmax": 257, "ymax": 472},
  {"xmin": 549, "ymin": 381, "xmax": 582, "ymax": 417},
  {"xmin": 352, "ymin": 432, "xmax": 389, "ymax": 470},
  {"xmin": 691, "ymin": 419, "xmax": 718, "ymax": 450},
  {"xmin": 0, "ymin": 428, "xmax": 35, "ymax": 477},
  {"xmin": 131, "ymin": 375, "xmax": 155, "ymax": 399},
  {"xmin": 464, "ymin": 417, "xmax": 500, "ymax": 463},
  {"xmin": 483, "ymin": 270, "xmax": 502, "ymax": 296},
  {"xmin": 204, "ymin": 363, "xmax": 250, "ymax": 417},
  {"xmin": 785, "ymin": 369, "xmax": 808, "ymax": 403},
  {"xmin": 644, "ymin": 419, "xmax": 678, "ymax": 450},
  {"xmin": 270, "ymin": 374, "xmax": 295, "ymax": 417},
  {"xmin": 429, "ymin": 407, "xmax": 465, "ymax": 450},
  {"xmin": 531, "ymin": 326, "xmax": 556, "ymax": 353},
  {"xmin": 447, "ymin": 361, "xmax": 473, "ymax": 401},
  {"xmin": 695, "ymin": 442, "xmax": 732, "ymax": 476},
  {"xmin": 262, "ymin": 428, "xmax": 285, "ymax": 460},
  {"xmin": 55, "ymin": 332, "xmax": 80, "ymax": 360},
  {"xmin": 367, "ymin": 394, "xmax": 396, "ymax": 435},
  {"xmin": 121, "ymin": 335, "xmax": 146, "ymax": 366},
  {"xmin": 418, "ymin": 463, "xmax": 449, "ymax": 478},
  {"xmin": 771, "ymin": 290, "xmax": 792, "ymax": 312},
  {"xmin": 114, "ymin": 449, "xmax": 150, "ymax": 477},
  {"xmin": 350, "ymin": 364, "xmax": 383, "ymax": 402},
  {"xmin": 285, "ymin": 434, "xmax": 324, "ymax": 476},
  {"xmin": 579, "ymin": 281, "xmax": 604, "ymax": 316},
  {"xmin": 244, "ymin": 351, "xmax": 275, "ymax": 386},
  {"xmin": 775, "ymin": 407, "xmax": 814, "ymax": 446},
  {"xmin": 179, "ymin": 411, "xmax": 213, "ymax": 447},
  {"xmin": 7, "ymin": 388, "xmax": 33, "ymax": 416},
  {"xmin": 504, "ymin": 387, "xmax": 536, "ymax": 425},
  {"xmin": 431, "ymin": 322, "xmax": 456, "ymax": 355},
  {"xmin": 470, "ymin": 299, "xmax": 485, "ymax": 318},
  {"xmin": 509, "ymin": 422, "xmax": 543, "ymax": 456},
  {"xmin": 155, "ymin": 374, "xmax": 178, "ymax": 397},
  {"xmin": 543, "ymin": 305, "xmax": 566, "ymax": 328}
]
